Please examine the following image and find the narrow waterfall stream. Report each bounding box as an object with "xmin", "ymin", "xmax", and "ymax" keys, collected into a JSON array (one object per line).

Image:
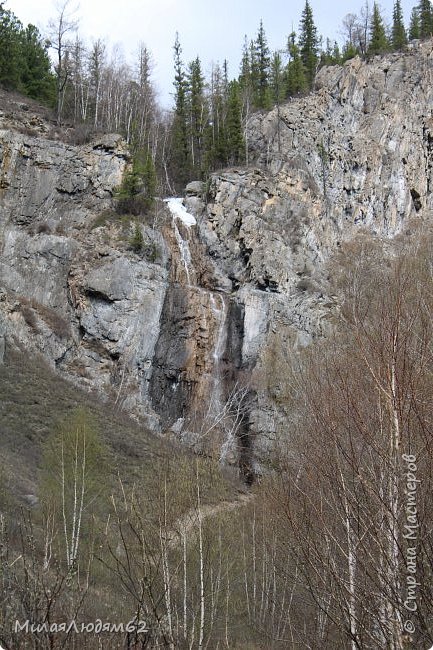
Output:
[
  {"xmin": 210, "ymin": 293, "xmax": 227, "ymax": 362},
  {"xmin": 165, "ymin": 197, "xmax": 196, "ymax": 285},
  {"xmin": 159, "ymin": 197, "xmax": 245, "ymax": 469},
  {"xmin": 172, "ymin": 219, "xmax": 193, "ymax": 284},
  {"xmin": 210, "ymin": 292, "xmax": 238, "ymax": 465},
  {"xmin": 209, "ymin": 291, "xmax": 227, "ymax": 414}
]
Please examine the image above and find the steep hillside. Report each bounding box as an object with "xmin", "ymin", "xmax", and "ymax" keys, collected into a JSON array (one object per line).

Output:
[{"xmin": 0, "ymin": 348, "xmax": 179, "ymax": 500}]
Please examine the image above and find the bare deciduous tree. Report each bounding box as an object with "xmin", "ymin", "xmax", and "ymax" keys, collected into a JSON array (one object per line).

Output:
[
  {"xmin": 263, "ymin": 232, "xmax": 433, "ymax": 648},
  {"xmin": 48, "ymin": 0, "xmax": 79, "ymax": 124}
]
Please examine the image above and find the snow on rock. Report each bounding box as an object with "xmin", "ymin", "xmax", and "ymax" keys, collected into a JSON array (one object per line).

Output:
[{"xmin": 164, "ymin": 197, "xmax": 197, "ymax": 227}]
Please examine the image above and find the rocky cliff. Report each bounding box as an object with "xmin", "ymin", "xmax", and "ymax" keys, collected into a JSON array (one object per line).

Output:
[{"xmin": 1, "ymin": 42, "xmax": 433, "ymax": 477}]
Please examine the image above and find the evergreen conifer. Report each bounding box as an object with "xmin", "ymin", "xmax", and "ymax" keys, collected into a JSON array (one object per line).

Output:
[
  {"xmin": 392, "ymin": 0, "xmax": 407, "ymax": 49},
  {"xmin": 418, "ymin": 0, "xmax": 433, "ymax": 38},
  {"xmin": 298, "ymin": 0, "xmax": 319, "ymax": 88},
  {"xmin": 368, "ymin": 3, "xmax": 390, "ymax": 56}
]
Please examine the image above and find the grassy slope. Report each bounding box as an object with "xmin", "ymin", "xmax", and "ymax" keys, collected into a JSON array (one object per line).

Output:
[{"xmin": 0, "ymin": 347, "xmax": 237, "ymax": 505}]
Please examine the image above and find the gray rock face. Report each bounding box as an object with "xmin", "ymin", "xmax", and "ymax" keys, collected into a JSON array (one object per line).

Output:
[
  {"xmin": 246, "ymin": 46, "xmax": 433, "ymax": 236},
  {"xmin": 1, "ymin": 44, "xmax": 433, "ymax": 475},
  {"xmin": 182, "ymin": 44, "xmax": 433, "ymax": 466},
  {"xmin": 0, "ymin": 123, "xmax": 169, "ymax": 430},
  {"xmin": 0, "ymin": 130, "xmax": 127, "ymax": 231}
]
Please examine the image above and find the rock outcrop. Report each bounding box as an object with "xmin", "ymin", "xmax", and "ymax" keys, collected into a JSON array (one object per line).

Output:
[{"xmin": 1, "ymin": 43, "xmax": 433, "ymax": 476}]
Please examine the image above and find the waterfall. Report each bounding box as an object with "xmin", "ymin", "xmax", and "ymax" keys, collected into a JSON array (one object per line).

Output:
[
  {"xmin": 210, "ymin": 293, "xmax": 227, "ymax": 362},
  {"xmin": 162, "ymin": 198, "xmax": 240, "ymax": 467},
  {"xmin": 164, "ymin": 197, "xmax": 197, "ymax": 286},
  {"xmin": 209, "ymin": 292, "xmax": 236, "ymax": 465},
  {"xmin": 172, "ymin": 218, "xmax": 193, "ymax": 284}
]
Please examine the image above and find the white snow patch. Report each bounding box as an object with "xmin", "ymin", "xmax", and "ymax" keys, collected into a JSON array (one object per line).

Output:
[{"xmin": 164, "ymin": 197, "xmax": 197, "ymax": 226}]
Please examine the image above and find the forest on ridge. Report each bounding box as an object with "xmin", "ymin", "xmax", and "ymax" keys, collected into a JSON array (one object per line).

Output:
[{"xmin": 0, "ymin": 0, "xmax": 431, "ymax": 192}]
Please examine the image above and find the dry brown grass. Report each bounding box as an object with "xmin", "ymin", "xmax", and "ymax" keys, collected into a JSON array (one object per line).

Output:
[{"xmin": 18, "ymin": 296, "xmax": 71, "ymax": 339}]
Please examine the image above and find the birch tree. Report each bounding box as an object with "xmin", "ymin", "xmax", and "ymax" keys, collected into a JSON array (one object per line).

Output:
[
  {"xmin": 265, "ymin": 233, "xmax": 433, "ymax": 648},
  {"xmin": 48, "ymin": 0, "xmax": 79, "ymax": 124},
  {"xmin": 40, "ymin": 408, "xmax": 109, "ymax": 572}
]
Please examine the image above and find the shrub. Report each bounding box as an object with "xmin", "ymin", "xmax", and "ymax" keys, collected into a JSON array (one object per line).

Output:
[
  {"xmin": 128, "ymin": 224, "xmax": 144, "ymax": 253},
  {"xmin": 145, "ymin": 241, "xmax": 160, "ymax": 263},
  {"xmin": 114, "ymin": 148, "xmax": 156, "ymax": 217},
  {"xmin": 18, "ymin": 297, "xmax": 71, "ymax": 339},
  {"xmin": 20, "ymin": 304, "xmax": 39, "ymax": 333},
  {"xmin": 90, "ymin": 209, "xmax": 118, "ymax": 230},
  {"xmin": 36, "ymin": 303, "xmax": 71, "ymax": 339},
  {"xmin": 66, "ymin": 123, "xmax": 98, "ymax": 145},
  {"xmin": 35, "ymin": 222, "xmax": 51, "ymax": 234},
  {"xmin": 115, "ymin": 193, "xmax": 149, "ymax": 216}
]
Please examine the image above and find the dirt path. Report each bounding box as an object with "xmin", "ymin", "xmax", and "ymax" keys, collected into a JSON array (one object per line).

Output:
[{"xmin": 168, "ymin": 492, "xmax": 253, "ymax": 549}]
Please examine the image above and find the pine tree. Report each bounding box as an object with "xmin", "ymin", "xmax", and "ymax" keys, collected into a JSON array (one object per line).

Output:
[
  {"xmin": 392, "ymin": 0, "xmax": 407, "ymax": 49},
  {"xmin": 0, "ymin": 7, "xmax": 55, "ymax": 103},
  {"xmin": 0, "ymin": 7, "xmax": 23, "ymax": 90},
  {"xmin": 270, "ymin": 51, "xmax": 286, "ymax": 104},
  {"xmin": 206, "ymin": 62, "xmax": 226, "ymax": 168},
  {"xmin": 115, "ymin": 147, "xmax": 156, "ymax": 215},
  {"xmin": 115, "ymin": 159, "xmax": 143, "ymax": 212},
  {"xmin": 409, "ymin": 7, "xmax": 420, "ymax": 38},
  {"xmin": 418, "ymin": 0, "xmax": 433, "ymax": 38},
  {"xmin": 270, "ymin": 51, "xmax": 287, "ymax": 154},
  {"xmin": 133, "ymin": 44, "xmax": 157, "ymax": 150},
  {"xmin": 342, "ymin": 41, "xmax": 359, "ymax": 62},
  {"xmin": 298, "ymin": 0, "xmax": 319, "ymax": 89},
  {"xmin": 208, "ymin": 62, "xmax": 231, "ymax": 167},
  {"xmin": 171, "ymin": 33, "xmax": 190, "ymax": 187},
  {"xmin": 239, "ymin": 36, "xmax": 251, "ymax": 92},
  {"xmin": 252, "ymin": 21, "xmax": 271, "ymax": 110},
  {"xmin": 186, "ymin": 56, "xmax": 207, "ymax": 176},
  {"xmin": 368, "ymin": 3, "xmax": 389, "ymax": 56},
  {"xmin": 321, "ymin": 38, "xmax": 341, "ymax": 65},
  {"xmin": 225, "ymin": 80, "xmax": 244, "ymax": 165},
  {"xmin": 285, "ymin": 32, "xmax": 307, "ymax": 97},
  {"xmin": 129, "ymin": 223, "xmax": 144, "ymax": 253},
  {"xmin": 238, "ymin": 35, "xmax": 253, "ymax": 121},
  {"xmin": 238, "ymin": 35, "xmax": 254, "ymax": 164},
  {"xmin": 137, "ymin": 43, "xmax": 152, "ymax": 92},
  {"xmin": 332, "ymin": 41, "xmax": 342, "ymax": 63},
  {"xmin": 20, "ymin": 24, "xmax": 55, "ymax": 103}
]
